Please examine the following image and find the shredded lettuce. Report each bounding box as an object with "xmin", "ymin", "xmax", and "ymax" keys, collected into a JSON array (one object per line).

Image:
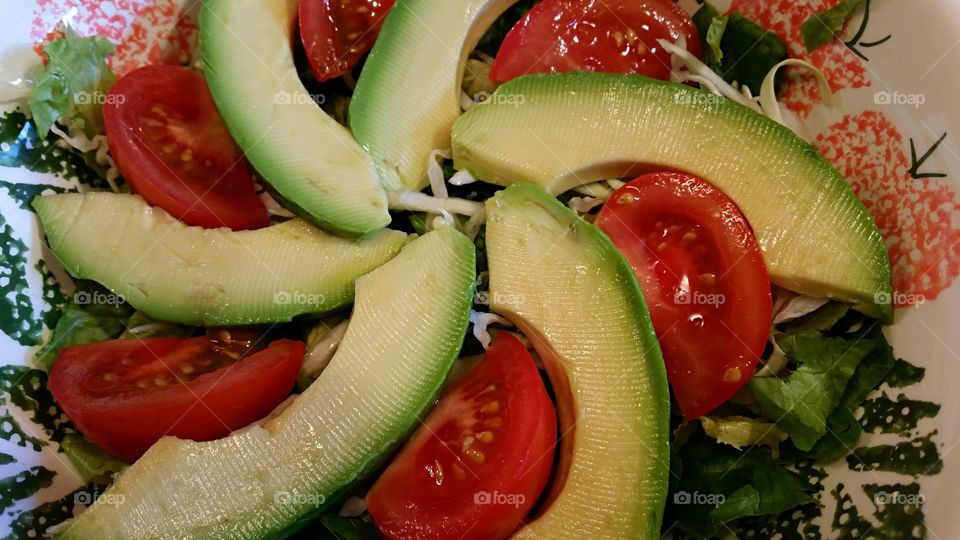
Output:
[
  {"xmin": 28, "ymin": 27, "xmax": 116, "ymax": 139},
  {"xmin": 801, "ymin": 0, "xmax": 866, "ymax": 52}
]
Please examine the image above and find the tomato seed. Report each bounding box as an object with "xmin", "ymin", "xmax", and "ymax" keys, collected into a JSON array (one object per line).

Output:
[
  {"xmin": 480, "ymin": 400, "xmax": 499, "ymax": 413},
  {"xmin": 722, "ymin": 367, "xmax": 742, "ymax": 383},
  {"xmin": 464, "ymin": 448, "xmax": 485, "ymax": 464},
  {"xmin": 477, "ymin": 431, "xmax": 494, "ymax": 443},
  {"xmin": 462, "ymin": 435, "xmax": 475, "ymax": 451}
]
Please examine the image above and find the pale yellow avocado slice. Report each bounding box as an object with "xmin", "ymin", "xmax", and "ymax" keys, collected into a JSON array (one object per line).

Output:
[
  {"xmin": 486, "ymin": 184, "xmax": 671, "ymax": 539},
  {"xmin": 453, "ymin": 73, "xmax": 893, "ymax": 321}
]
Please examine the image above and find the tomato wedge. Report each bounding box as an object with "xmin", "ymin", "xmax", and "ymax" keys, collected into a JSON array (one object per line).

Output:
[
  {"xmin": 596, "ymin": 172, "xmax": 772, "ymax": 419},
  {"xmin": 367, "ymin": 333, "xmax": 556, "ymax": 540},
  {"xmin": 49, "ymin": 332, "xmax": 303, "ymax": 461},
  {"xmin": 299, "ymin": 0, "xmax": 395, "ymax": 82},
  {"xmin": 104, "ymin": 65, "xmax": 269, "ymax": 231},
  {"xmin": 490, "ymin": 0, "xmax": 701, "ymax": 83}
]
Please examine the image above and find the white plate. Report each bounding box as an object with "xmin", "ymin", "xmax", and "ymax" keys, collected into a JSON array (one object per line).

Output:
[{"xmin": 0, "ymin": 0, "xmax": 958, "ymax": 538}]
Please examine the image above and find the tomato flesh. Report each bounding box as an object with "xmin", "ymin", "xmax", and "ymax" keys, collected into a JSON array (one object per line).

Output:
[
  {"xmin": 367, "ymin": 333, "xmax": 556, "ymax": 540},
  {"xmin": 104, "ymin": 65, "xmax": 269, "ymax": 231},
  {"xmin": 490, "ymin": 0, "xmax": 701, "ymax": 83},
  {"xmin": 299, "ymin": 0, "xmax": 395, "ymax": 81},
  {"xmin": 50, "ymin": 332, "xmax": 303, "ymax": 461},
  {"xmin": 596, "ymin": 172, "xmax": 772, "ymax": 418}
]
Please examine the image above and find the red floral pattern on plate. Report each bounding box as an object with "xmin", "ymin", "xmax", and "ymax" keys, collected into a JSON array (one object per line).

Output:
[
  {"xmin": 31, "ymin": 0, "xmax": 197, "ymax": 75},
  {"xmin": 730, "ymin": 0, "xmax": 870, "ymax": 118},
  {"xmin": 817, "ymin": 111, "xmax": 960, "ymax": 304}
]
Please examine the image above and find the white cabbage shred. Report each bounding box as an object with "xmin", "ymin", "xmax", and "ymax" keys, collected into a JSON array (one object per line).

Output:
[
  {"xmin": 469, "ymin": 310, "xmax": 513, "ymax": 349},
  {"xmin": 300, "ymin": 319, "xmax": 350, "ymax": 378},
  {"xmin": 659, "ymin": 38, "xmax": 833, "ymax": 141},
  {"xmin": 49, "ymin": 124, "xmax": 121, "ymax": 193}
]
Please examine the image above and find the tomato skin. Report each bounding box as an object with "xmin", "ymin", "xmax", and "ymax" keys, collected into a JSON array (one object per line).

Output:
[
  {"xmin": 490, "ymin": 0, "xmax": 701, "ymax": 83},
  {"xmin": 367, "ymin": 333, "xmax": 556, "ymax": 540},
  {"xmin": 50, "ymin": 337, "xmax": 303, "ymax": 462},
  {"xmin": 299, "ymin": 0, "xmax": 395, "ymax": 82},
  {"xmin": 104, "ymin": 65, "xmax": 269, "ymax": 231},
  {"xmin": 596, "ymin": 172, "xmax": 772, "ymax": 418}
]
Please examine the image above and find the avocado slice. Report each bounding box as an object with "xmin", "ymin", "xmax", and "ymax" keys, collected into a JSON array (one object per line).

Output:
[
  {"xmin": 57, "ymin": 227, "xmax": 476, "ymax": 539},
  {"xmin": 200, "ymin": 0, "xmax": 390, "ymax": 237},
  {"xmin": 485, "ymin": 184, "xmax": 671, "ymax": 538},
  {"xmin": 349, "ymin": 0, "xmax": 518, "ymax": 191},
  {"xmin": 453, "ymin": 73, "xmax": 893, "ymax": 321},
  {"xmin": 33, "ymin": 193, "xmax": 409, "ymax": 326}
]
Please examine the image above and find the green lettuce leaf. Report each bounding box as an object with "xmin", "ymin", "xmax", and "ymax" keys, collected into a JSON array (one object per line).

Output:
[
  {"xmin": 801, "ymin": 0, "xmax": 865, "ymax": 53},
  {"xmin": 61, "ymin": 434, "xmax": 127, "ymax": 482},
  {"xmin": 36, "ymin": 281, "xmax": 132, "ymax": 369},
  {"xmin": 666, "ymin": 429, "xmax": 814, "ymax": 536},
  {"xmin": 749, "ymin": 329, "xmax": 880, "ymax": 451},
  {"xmin": 691, "ymin": 2, "xmax": 727, "ymax": 66},
  {"xmin": 27, "ymin": 27, "xmax": 116, "ymax": 139},
  {"xmin": 692, "ymin": 4, "xmax": 788, "ymax": 95}
]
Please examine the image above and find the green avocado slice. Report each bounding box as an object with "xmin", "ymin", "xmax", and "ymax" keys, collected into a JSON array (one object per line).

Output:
[
  {"xmin": 56, "ymin": 227, "xmax": 476, "ymax": 539},
  {"xmin": 453, "ymin": 73, "xmax": 893, "ymax": 321},
  {"xmin": 201, "ymin": 0, "xmax": 390, "ymax": 237},
  {"xmin": 33, "ymin": 192, "xmax": 409, "ymax": 326}
]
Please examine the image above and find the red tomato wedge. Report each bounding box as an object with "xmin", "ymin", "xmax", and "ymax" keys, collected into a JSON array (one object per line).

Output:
[
  {"xmin": 104, "ymin": 65, "xmax": 269, "ymax": 231},
  {"xmin": 596, "ymin": 172, "xmax": 772, "ymax": 419},
  {"xmin": 299, "ymin": 0, "xmax": 395, "ymax": 82},
  {"xmin": 367, "ymin": 333, "xmax": 557, "ymax": 540},
  {"xmin": 490, "ymin": 0, "xmax": 701, "ymax": 83},
  {"xmin": 49, "ymin": 333, "xmax": 303, "ymax": 462}
]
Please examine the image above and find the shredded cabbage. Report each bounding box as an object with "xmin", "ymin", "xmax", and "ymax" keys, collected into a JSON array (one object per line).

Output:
[
  {"xmin": 567, "ymin": 195, "xmax": 604, "ymax": 215},
  {"xmin": 301, "ymin": 319, "xmax": 350, "ymax": 378},
  {"xmin": 49, "ymin": 124, "xmax": 120, "ymax": 193},
  {"xmin": 427, "ymin": 149, "xmax": 451, "ymax": 199},
  {"xmin": 659, "ymin": 38, "xmax": 833, "ymax": 141},
  {"xmin": 469, "ymin": 310, "xmax": 513, "ymax": 349},
  {"xmin": 388, "ymin": 189, "xmax": 483, "ymax": 217},
  {"xmin": 449, "ymin": 169, "xmax": 477, "ymax": 186}
]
